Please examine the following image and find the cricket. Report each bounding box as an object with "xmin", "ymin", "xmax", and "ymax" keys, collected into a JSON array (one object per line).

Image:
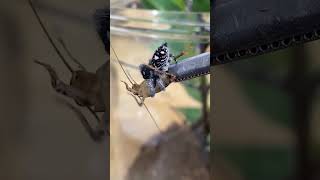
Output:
[
  {"xmin": 111, "ymin": 41, "xmax": 187, "ymax": 132},
  {"xmin": 114, "ymin": 42, "xmax": 185, "ymax": 106},
  {"xmin": 29, "ymin": 0, "xmax": 108, "ymax": 142}
]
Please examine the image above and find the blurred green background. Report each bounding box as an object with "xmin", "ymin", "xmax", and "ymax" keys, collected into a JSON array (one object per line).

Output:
[{"xmin": 213, "ymin": 42, "xmax": 320, "ymax": 179}]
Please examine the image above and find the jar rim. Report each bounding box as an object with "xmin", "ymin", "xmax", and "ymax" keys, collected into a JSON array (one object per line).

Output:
[{"xmin": 110, "ymin": 1, "xmax": 210, "ymax": 42}]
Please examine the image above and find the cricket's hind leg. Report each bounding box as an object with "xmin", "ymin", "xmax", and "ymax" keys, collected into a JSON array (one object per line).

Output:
[
  {"xmin": 121, "ymin": 81, "xmax": 136, "ymax": 94},
  {"xmin": 34, "ymin": 60, "xmax": 60, "ymax": 87},
  {"xmin": 34, "ymin": 60, "xmax": 92, "ymax": 105},
  {"xmin": 61, "ymin": 99, "xmax": 108, "ymax": 142},
  {"xmin": 129, "ymin": 94, "xmax": 145, "ymax": 107}
]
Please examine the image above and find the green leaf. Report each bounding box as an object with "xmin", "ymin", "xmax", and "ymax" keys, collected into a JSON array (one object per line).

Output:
[
  {"xmin": 241, "ymin": 79, "xmax": 293, "ymax": 127},
  {"xmin": 183, "ymin": 82, "xmax": 202, "ymax": 102},
  {"xmin": 141, "ymin": 0, "xmax": 210, "ymax": 12},
  {"xmin": 171, "ymin": 0, "xmax": 186, "ymax": 10},
  {"xmin": 192, "ymin": 0, "xmax": 210, "ymax": 12},
  {"xmin": 140, "ymin": 0, "xmax": 156, "ymax": 9},
  {"xmin": 141, "ymin": 0, "xmax": 186, "ymax": 11},
  {"xmin": 178, "ymin": 108, "xmax": 201, "ymax": 124},
  {"xmin": 230, "ymin": 49, "xmax": 294, "ymax": 128},
  {"xmin": 217, "ymin": 146, "xmax": 294, "ymax": 180}
]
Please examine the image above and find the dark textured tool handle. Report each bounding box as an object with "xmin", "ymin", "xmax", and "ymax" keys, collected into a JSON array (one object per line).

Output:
[
  {"xmin": 211, "ymin": 0, "xmax": 320, "ymax": 65},
  {"xmin": 168, "ymin": 52, "xmax": 210, "ymax": 82}
]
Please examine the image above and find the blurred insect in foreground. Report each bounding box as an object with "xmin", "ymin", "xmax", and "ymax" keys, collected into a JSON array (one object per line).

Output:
[
  {"xmin": 111, "ymin": 42, "xmax": 185, "ymax": 131},
  {"xmin": 28, "ymin": 0, "xmax": 108, "ymax": 142}
]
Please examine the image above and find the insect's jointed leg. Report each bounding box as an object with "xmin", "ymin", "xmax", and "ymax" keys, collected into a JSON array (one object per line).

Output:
[
  {"xmin": 34, "ymin": 60, "xmax": 60, "ymax": 86},
  {"xmin": 121, "ymin": 81, "xmax": 134, "ymax": 92},
  {"xmin": 62, "ymin": 100, "xmax": 107, "ymax": 142},
  {"xmin": 129, "ymin": 94, "xmax": 144, "ymax": 107},
  {"xmin": 34, "ymin": 60, "xmax": 92, "ymax": 105}
]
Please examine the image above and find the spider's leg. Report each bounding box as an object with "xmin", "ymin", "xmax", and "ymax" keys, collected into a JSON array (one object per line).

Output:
[
  {"xmin": 162, "ymin": 71, "xmax": 177, "ymax": 82},
  {"xmin": 145, "ymin": 64, "xmax": 165, "ymax": 75},
  {"xmin": 172, "ymin": 51, "xmax": 185, "ymax": 63}
]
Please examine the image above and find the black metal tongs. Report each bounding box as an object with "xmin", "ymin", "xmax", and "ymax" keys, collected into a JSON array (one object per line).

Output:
[
  {"xmin": 165, "ymin": 0, "xmax": 320, "ymax": 81},
  {"xmin": 211, "ymin": 0, "xmax": 320, "ymax": 65}
]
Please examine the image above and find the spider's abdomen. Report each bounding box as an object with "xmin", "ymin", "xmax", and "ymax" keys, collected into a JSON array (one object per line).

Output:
[{"xmin": 149, "ymin": 42, "xmax": 171, "ymax": 71}]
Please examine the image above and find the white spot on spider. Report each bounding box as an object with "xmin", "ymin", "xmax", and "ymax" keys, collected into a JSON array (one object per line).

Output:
[
  {"xmin": 154, "ymin": 55, "xmax": 159, "ymax": 60},
  {"xmin": 160, "ymin": 51, "xmax": 164, "ymax": 54}
]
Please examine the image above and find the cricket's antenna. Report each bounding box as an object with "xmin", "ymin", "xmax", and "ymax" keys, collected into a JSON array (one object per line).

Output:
[
  {"xmin": 28, "ymin": 0, "xmax": 74, "ymax": 73},
  {"xmin": 94, "ymin": 8, "xmax": 133, "ymax": 84},
  {"xmin": 57, "ymin": 37, "xmax": 86, "ymax": 71},
  {"xmin": 127, "ymin": 71, "xmax": 138, "ymax": 84},
  {"xmin": 110, "ymin": 41, "xmax": 163, "ymax": 133},
  {"xmin": 142, "ymin": 101, "xmax": 162, "ymax": 133},
  {"xmin": 93, "ymin": 8, "xmax": 109, "ymax": 54},
  {"xmin": 111, "ymin": 45, "xmax": 135, "ymax": 85},
  {"xmin": 95, "ymin": 8, "xmax": 162, "ymax": 133},
  {"xmin": 111, "ymin": 45, "xmax": 162, "ymax": 133}
]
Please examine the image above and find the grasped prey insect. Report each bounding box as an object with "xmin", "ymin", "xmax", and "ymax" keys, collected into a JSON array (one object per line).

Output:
[
  {"xmin": 111, "ymin": 42, "xmax": 185, "ymax": 132},
  {"xmin": 28, "ymin": 0, "xmax": 108, "ymax": 141},
  {"xmin": 121, "ymin": 68, "xmax": 173, "ymax": 106},
  {"xmin": 113, "ymin": 43, "xmax": 185, "ymax": 107}
]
